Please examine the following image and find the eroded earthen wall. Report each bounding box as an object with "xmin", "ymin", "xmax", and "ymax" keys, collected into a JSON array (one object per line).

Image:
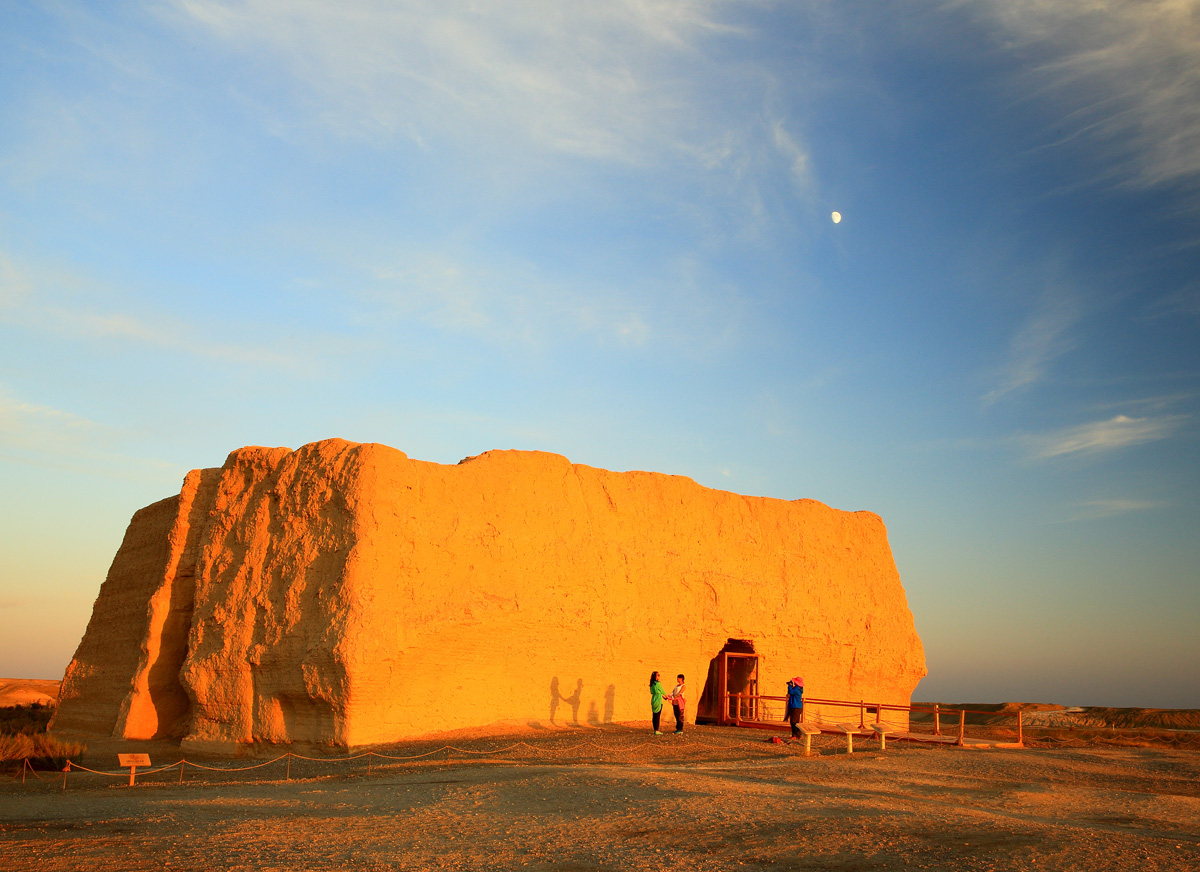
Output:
[
  {"xmin": 55, "ymin": 438, "xmax": 926, "ymax": 748},
  {"xmin": 53, "ymin": 495, "xmax": 184, "ymax": 736},
  {"xmin": 113, "ymin": 466, "xmax": 223, "ymax": 740},
  {"xmin": 343, "ymin": 445, "xmax": 926, "ymax": 744},
  {"xmin": 179, "ymin": 442, "xmax": 363, "ymax": 749}
]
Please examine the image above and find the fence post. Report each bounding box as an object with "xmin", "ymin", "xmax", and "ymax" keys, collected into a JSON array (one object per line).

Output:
[
  {"xmin": 957, "ymin": 710, "xmax": 965, "ymax": 747},
  {"xmin": 859, "ymin": 701, "xmax": 865, "ymax": 729},
  {"xmin": 875, "ymin": 705, "xmax": 882, "ymax": 725},
  {"xmin": 286, "ymin": 753, "xmax": 292, "ymax": 782},
  {"xmin": 934, "ymin": 704, "xmax": 941, "ymax": 737},
  {"xmin": 1018, "ymin": 710, "xmax": 1023, "ymax": 746},
  {"xmin": 61, "ymin": 763, "xmax": 69, "ymax": 791}
]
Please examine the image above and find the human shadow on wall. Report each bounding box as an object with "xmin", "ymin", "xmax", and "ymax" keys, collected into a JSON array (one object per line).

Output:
[
  {"xmin": 549, "ymin": 676, "xmax": 561, "ymax": 725},
  {"xmin": 562, "ymin": 679, "xmax": 583, "ymax": 725},
  {"xmin": 551, "ymin": 678, "xmax": 615, "ymax": 727},
  {"xmin": 587, "ymin": 685, "xmax": 616, "ymax": 726}
]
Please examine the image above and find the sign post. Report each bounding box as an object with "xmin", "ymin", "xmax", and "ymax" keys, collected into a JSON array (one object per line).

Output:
[{"xmin": 118, "ymin": 753, "xmax": 151, "ymax": 787}]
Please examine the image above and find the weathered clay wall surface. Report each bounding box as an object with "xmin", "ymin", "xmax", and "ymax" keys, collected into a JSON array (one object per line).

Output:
[
  {"xmin": 54, "ymin": 494, "xmax": 183, "ymax": 736},
  {"xmin": 54, "ymin": 439, "xmax": 926, "ymax": 748}
]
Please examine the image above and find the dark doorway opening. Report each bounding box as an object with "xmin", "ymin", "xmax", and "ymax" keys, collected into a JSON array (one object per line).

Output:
[{"xmin": 696, "ymin": 638, "xmax": 761, "ymax": 725}]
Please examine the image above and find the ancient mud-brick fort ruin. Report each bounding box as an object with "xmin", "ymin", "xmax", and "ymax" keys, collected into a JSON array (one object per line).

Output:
[{"xmin": 52, "ymin": 439, "xmax": 926, "ymax": 750}]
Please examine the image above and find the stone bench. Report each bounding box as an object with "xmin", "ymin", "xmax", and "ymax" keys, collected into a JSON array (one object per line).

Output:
[
  {"xmin": 796, "ymin": 724, "xmax": 821, "ymax": 756},
  {"xmin": 871, "ymin": 724, "xmax": 901, "ymax": 751},
  {"xmin": 835, "ymin": 723, "xmax": 861, "ymax": 754}
]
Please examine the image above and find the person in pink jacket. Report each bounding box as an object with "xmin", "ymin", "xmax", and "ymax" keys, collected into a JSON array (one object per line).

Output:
[{"xmin": 665, "ymin": 674, "xmax": 686, "ymax": 734}]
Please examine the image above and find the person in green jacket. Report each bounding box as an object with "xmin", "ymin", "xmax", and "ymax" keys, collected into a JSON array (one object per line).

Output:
[{"xmin": 649, "ymin": 671, "xmax": 666, "ymax": 735}]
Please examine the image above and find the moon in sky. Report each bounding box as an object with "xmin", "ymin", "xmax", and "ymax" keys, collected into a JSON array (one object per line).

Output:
[{"xmin": 831, "ymin": 211, "xmax": 842, "ymax": 223}]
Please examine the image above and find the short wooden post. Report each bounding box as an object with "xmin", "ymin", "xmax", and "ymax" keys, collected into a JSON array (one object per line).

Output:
[
  {"xmin": 286, "ymin": 753, "xmax": 292, "ymax": 781},
  {"xmin": 21, "ymin": 758, "xmax": 28, "ymax": 784},
  {"xmin": 62, "ymin": 763, "xmax": 69, "ymax": 791},
  {"xmin": 957, "ymin": 710, "xmax": 965, "ymax": 747},
  {"xmin": 934, "ymin": 704, "xmax": 941, "ymax": 736},
  {"xmin": 875, "ymin": 705, "xmax": 882, "ymax": 725},
  {"xmin": 1017, "ymin": 710, "xmax": 1023, "ymax": 746},
  {"xmin": 859, "ymin": 701, "xmax": 866, "ymax": 729},
  {"xmin": 178, "ymin": 761, "xmax": 185, "ymax": 785}
]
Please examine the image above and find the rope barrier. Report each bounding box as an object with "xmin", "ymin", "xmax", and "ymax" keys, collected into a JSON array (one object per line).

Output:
[
  {"xmin": 18, "ymin": 757, "xmax": 58, "ymax": 783},
  {"xmin": 180, "ymin": 754, "xmax": 291, "ymax": 772},
  {"xmin": 47, "ymin": 715, "xmax": 1148, "ymax": 790},
  {"xmin": 13, "ymin": 719, "xmax": 1196, "ymax": 791},
  {"xmin": 10, "ymin": 730, "xmax": 826, "ymax": 790},
  {"xmin": 63, "ymin": 762, "xmax": 129, "ymax": 778},
  {"xmin": 284, "ymin": 751, "xmax": 371, "ymax": 762}
]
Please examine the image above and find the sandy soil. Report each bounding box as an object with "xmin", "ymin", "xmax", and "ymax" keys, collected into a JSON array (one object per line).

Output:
[{"xmin": 3, "ymin": 724, "xmax": 1198, "ymax": 872}]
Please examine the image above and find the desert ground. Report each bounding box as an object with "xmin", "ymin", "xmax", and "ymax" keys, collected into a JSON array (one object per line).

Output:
[{"xmin": 3, "ymin": 719, "xmax": 1199, "ymax": 872}]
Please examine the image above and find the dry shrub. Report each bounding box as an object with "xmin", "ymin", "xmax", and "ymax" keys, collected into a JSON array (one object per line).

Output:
[
  {"xmin": 0, "ymin": 702, "xmax": 54, "ymax": 736},
  {"xmin": 0, "ymin": 733, "xmax": 86, "ymax": 770}
]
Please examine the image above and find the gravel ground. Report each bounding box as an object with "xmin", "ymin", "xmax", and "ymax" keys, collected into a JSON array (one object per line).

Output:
[{"xmin": 2, "ymin": 725, "xmax": 1198, "ymax": 871}]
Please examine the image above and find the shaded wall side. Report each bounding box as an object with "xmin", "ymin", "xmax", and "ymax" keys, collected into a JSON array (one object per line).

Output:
[
  {"xmin": 51, "ymin": 495, "xmax": 182, "ymax": 737},
  {"xmin": 114, "ymin": 466, "xmax": 223, "ymax": 740}
]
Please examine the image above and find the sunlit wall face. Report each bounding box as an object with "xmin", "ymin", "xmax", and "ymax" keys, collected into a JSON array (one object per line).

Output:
[{"xmin": 1, "ymin": 1, "xmax": 1197, "ymax": 708}]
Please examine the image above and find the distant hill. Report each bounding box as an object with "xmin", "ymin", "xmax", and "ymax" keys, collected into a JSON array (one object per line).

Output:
[
  {"xmin": 0, "ymin": 678, "xmax": 60, "ymax": 708},
  {"xmin": 914, "ymin": 701, "xmax": 1200, "ymax": 732}
]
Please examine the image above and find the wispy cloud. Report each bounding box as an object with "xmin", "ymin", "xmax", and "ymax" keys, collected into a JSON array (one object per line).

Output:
[
  {"xmin": 1149, "ymin": 280, "xmax": 1200, "ymax": 320},
  {"xmin": 984, "ymin": 288, "xmax": 1080, "ymax": 404},
  {"xmin": 356, "ymin": 247, "xmax": 738, "ymax": 355},
  {"xmin": 165, "ymin": 0, "xmax": 752, "ymax": 165},
  {"xmin": 972, "ymin": 0, "xmax": 1200, "ymax": 191},
  {"xmin": 1023, "ymin": 413, "xmax": 1186, "ymax": 460},
  {"xmin": 51, "ymin": 307, "xmax": 301, "ymax": 369},
  {"xmin": 0, "ymin": 249, "xmax": 305, "ymax": 371},
  {"xmin": 0, "ymin": 252, "xmax": 33, "ymax": 307},
  {"xmin": 1066, "ymin": 498, "xmax": 1164, "ymax": 522},
  {"xmin": 0, "ymin": 390, "xmax": 100, "ymax": 453},
  {"xmin": 156, "ymin": 0, "xmax": 825, "ymax": 239},
  {"xmin": 771, "ymin": 120, "xmax": 813, "ymax": 192},
  {"xmin": 0, "ymin": 385, "xmax": 179, "ymax": 481}
]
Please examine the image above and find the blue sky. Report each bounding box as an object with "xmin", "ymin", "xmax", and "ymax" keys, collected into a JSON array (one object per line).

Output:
[{"xmin": 2, "ymin": 1, "xmax": 1197, "ymax": 708}]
